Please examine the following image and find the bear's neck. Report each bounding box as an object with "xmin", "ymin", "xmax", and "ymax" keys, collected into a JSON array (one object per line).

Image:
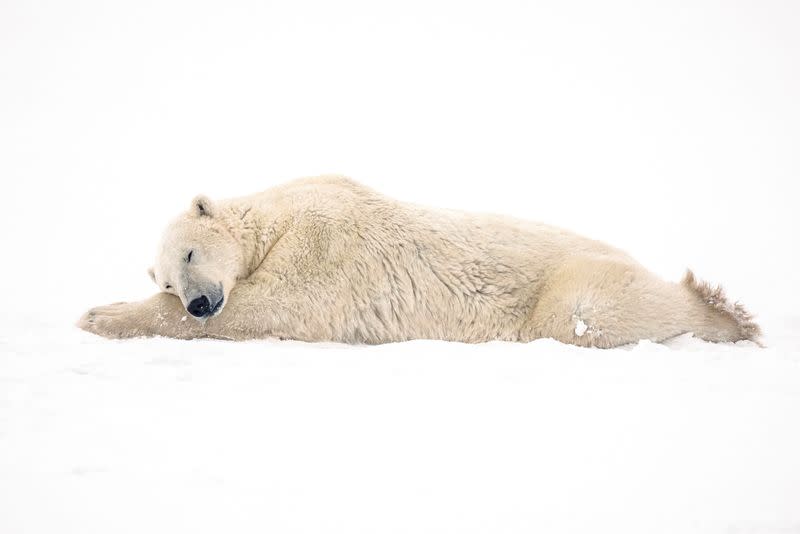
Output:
[{"xmin": 218, "ymin": 199, "xmax": 289, "ymax": 279}]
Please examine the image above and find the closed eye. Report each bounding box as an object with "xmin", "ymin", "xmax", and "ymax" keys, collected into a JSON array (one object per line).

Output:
[
  {"xmin": 165, "ymin": 284, "xmax": 172, "ymax": 290},
  {"xmin": 186, "ymin": 250, "xmax": 194, "ymax": 263}
]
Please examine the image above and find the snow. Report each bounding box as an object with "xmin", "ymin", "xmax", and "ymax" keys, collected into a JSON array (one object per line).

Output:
[
  {"xmin": 2, "ymin": 315, "xmax": 800, "ymax": 534},
  {"xmin": 2, "ymin": 0, "xmax": 800, "ymax": 532},
  {"xmin": 574, "ymin": 318, "xmax": 589, "ymax": 337}
]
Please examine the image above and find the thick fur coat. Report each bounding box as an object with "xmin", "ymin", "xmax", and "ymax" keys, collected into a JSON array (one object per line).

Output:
[{"xmin": 79, "ymin": 175, "xmax": 760, "ymax": 347}]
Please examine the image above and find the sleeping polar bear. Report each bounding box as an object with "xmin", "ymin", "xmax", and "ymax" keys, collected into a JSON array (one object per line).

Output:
[{"xmin": 78, "ymin": 175, "xmax": 760, "ymax": 348}]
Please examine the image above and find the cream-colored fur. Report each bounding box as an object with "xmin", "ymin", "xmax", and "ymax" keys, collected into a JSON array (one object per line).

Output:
[{"xmin": 78, "ymin": 175, "xmax": 761, "ymax": 347}]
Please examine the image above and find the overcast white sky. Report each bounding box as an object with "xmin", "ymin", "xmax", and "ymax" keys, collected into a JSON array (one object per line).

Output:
[{"xmin": 1, "ymin": 0, "xmax": 798, "ymax": 321}]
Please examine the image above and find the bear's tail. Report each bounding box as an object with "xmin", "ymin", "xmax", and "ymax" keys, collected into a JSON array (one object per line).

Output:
[{"xmin": 681, "ymin": 270, "xmax": 762, "ymax": 345}]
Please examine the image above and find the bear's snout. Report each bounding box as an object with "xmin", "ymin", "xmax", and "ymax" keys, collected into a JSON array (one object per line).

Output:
[
  {"xmin": 184, "ymin": 281, "xmax": 225, "ymax": 320},
  {"xmin": 187, "ymin": 295, "xmax": 211, "ymax": 318}
]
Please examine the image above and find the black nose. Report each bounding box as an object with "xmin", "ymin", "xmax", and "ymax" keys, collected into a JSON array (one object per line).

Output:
[{"xmin": 187, "ymin": 295, "xmax": 210, "ymax": 317}]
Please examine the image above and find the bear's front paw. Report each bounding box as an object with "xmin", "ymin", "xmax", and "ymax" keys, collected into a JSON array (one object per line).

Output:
[{"xmin": 77, "ymin": 302, "xmax": 149, "ymax": 339}]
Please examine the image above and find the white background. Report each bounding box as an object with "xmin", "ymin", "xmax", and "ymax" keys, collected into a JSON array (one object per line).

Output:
[
  {"xmin": 1, "ymin": 1, "xmax": 799, "ymax": 533},
  {"xmin": 1, "ymin": 0, "xmax": 798, "ymax": 317}
]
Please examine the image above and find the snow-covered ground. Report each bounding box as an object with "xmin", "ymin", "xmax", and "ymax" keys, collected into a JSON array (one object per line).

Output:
[
  {"xmin": 2, "ymin": 314, "xmax": 800, "ymax": 534},
  {"xmin": 3, "ymin": 0, "xmax": 800, "ymax": 532}
]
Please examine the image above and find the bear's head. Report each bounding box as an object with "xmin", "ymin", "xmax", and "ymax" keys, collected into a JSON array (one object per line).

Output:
[{"xmin": 149, "ymin": 195, "xmax": 245, "ymax": 320}]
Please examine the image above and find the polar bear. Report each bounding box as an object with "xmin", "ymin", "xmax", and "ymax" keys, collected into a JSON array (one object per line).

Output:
[{"xmin": 78, "ymin": 175, "xmax": 760, "ymax": 347}]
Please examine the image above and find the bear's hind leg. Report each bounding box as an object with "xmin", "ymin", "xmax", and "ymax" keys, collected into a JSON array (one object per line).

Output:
[{"xmin": 527, "ymin": 258, "xmax": 691, "ymax": 348}]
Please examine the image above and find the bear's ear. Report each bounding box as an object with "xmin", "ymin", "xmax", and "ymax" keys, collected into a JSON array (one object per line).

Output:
[
  {"xmin": 191, "ymin": 195, "xmax": 216, "ymax": 218},
  {"xmin": 148, "ymin": 267, "xmax": 156, "ymax": 284}
]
